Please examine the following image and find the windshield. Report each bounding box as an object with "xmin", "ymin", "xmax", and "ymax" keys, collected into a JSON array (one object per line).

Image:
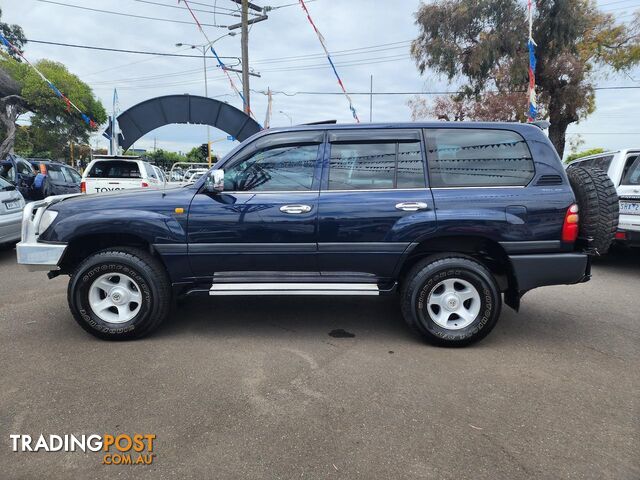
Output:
[
  {"xmin": 87, "ymin": 161, "xmax": 141, "ymax": 178},
  {"xmin": 621, "ymin": 155, "xmax": 640, "ymax": 186},
  {"xmin": 0, "ymin": 175, "xmax": 13, "ymax": 190}
]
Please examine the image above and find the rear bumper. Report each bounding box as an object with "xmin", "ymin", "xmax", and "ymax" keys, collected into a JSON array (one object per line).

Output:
[
  {"xmin": 617, "ymin": 216, "xmax": 640, "ymax": 247},
  {"xmin": 509, "ymin": 253, "xmax": 590, "ymax": 293},
  {"xmin": 0, "ymin": 210, "xmax": 22, "ymax": 244}
]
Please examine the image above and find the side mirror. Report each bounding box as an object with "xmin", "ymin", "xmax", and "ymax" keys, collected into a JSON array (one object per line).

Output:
[{"xmin": 204, "ymin": 169, "xmax": 224, "ymax": 193}]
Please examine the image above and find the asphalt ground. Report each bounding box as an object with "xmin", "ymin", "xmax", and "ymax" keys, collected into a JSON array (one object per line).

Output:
[{"xmin": 0, "ymin": 245, "xmax": 638, "ymax": 479}]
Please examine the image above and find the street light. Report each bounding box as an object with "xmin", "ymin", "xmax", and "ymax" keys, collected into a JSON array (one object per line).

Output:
[
  {"xmin": 279, "ymin": 110, "xmax": 293, "ymax": 126},
  {"xmin": 176, "ymin": 32, "xmax": 237, "ymax": 165}
]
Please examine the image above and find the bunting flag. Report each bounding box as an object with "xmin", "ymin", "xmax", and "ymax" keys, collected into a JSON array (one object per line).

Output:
[
  {"xmin": 178, "ymin": 0, "xmax": 256, "ymax": 120},
  {"xmin": 527, "ymin": 0, "xmax": 537, "ymax": 122},
  {"xmin": 0, "ymin": 32, "xmax": 99, "ymax": 129},
  {"xmin": 298, "ymin": 0, "xmax": 360, "ymax": 123}
]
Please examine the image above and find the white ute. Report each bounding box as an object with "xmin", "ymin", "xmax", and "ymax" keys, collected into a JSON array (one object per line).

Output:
[
  {"xmin": 569, "ymin": 148, "xmax": 640, "ymax": 247},
  {"xmin": 81, "ymin": 157, "xmax": 162, "ymax": 194}
]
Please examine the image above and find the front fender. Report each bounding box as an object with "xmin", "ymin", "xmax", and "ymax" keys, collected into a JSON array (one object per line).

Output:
[{"xmin": 42, "ymin": 209, "xmax": 187, "ymax": 244}]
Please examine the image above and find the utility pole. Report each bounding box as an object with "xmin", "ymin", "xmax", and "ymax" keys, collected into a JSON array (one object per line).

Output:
[
  {"xmin": 203, "ymin": 47, "xmax": 211, "ymax": 165},
  {"xmin": 241, "ymin": 0, "xmax": 250, "ymax": 115}
]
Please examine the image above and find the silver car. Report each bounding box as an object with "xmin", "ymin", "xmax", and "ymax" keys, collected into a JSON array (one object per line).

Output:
[{"xmin": 0, "ymin": 175, "xmax": 25, "ymax": 245}]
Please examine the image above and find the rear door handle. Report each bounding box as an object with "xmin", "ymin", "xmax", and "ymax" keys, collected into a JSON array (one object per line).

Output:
[
  {"xmin": 280, "ymin": 204, "xmax": 312, "ymax": 214},
  {"xmin": 395, "ymin": 202, "xmax": 428, "ymax": 212}
]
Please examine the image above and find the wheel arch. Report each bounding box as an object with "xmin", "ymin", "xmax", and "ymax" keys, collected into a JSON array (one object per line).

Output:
[
  {"xmin": 396, "ymin": 235, "xmax": 521, "ymax": 310},
  {"xmin": 58, "ymin": 232, "xmax": 165, "ymax": 275}
]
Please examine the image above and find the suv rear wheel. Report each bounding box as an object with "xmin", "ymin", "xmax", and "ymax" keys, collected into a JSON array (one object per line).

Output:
[
  {"xmin": 400, "ymin": 256, "xmax": 501, "ymax": 347},
  {"xmin": 67, "ymin": 248, "xmax": 171, "ymax": 340}
]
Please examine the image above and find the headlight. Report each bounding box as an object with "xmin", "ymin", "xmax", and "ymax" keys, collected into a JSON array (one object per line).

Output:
[{"xmin": 38, "ymin": 210, "xmax": 59, "ymax": 235}]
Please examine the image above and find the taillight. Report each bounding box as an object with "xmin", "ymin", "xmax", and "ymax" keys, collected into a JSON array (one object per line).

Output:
[
  {"xmin": 562, "ymin": 203, "xmax": 579, "ymax": 243},
  {"xmin": 80, "ymin": 181, "xmax": 86, "ymax": 193},
  {"xmin": 141, "ymin": 181, "xmax": 149, "ymax": 188},
  {"xmin": 615, "ymin": 231, "xmax": 627, "ymax": 240},
  {"xmin": 39, "ymin": 163, "xmax": 47, "ymax": 175}
]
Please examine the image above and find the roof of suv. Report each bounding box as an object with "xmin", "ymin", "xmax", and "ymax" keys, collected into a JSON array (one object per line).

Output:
[
  {"xmin": 218, "ymin": 121, "xmax": 549, "ymax": 165},
  {"xmin": 263, "ymin": 121, "xmax": 542, "ymax": 133}
]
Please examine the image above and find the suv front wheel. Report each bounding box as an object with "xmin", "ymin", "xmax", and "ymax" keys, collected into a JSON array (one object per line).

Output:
[
  {"xmin": 400, "ymin": 256, "xmax": 501, "ymax": 347},
  {"xmin": 67, "ymin": 248, "xmax": 171, "ymax": 340}
]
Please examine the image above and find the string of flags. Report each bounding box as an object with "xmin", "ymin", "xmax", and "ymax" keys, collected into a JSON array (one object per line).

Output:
[
  {"xmin": 298, "ymin": 0, "xmax": 360, "ymax": 123},
  {"xmin": 527, "ymin": 0, "xmax": 537, "ymax": 122},
  {"xmin": 0, "ymin": 32, "xmax": 98, "ymax": 129},
  {"xmin": 178, "ymin": 0, "xmax": 256, "ymax": 120}
]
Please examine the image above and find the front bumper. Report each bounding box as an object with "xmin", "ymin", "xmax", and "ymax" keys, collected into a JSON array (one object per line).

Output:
[
  {"xmin": 15, "ymin": 194, "xmax": 79, "ymax": 271},
  {"xmin": 16, "ymin": 241, "xmax": 67, "ymax": 271},
  {"xmin": 509, "ymin": 253, "xmax": 590, "ymax": 294}
]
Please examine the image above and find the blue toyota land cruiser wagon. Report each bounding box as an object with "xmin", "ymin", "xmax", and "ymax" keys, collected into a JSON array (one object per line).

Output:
[{"xmin": 16, "ymin": 122, "xmax": 618, "ymax": 346}]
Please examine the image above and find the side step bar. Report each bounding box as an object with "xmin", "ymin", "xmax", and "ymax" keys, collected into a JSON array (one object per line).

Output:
[{"xmin": 209, "ymin": 282, "xmax": 380, "ymax": 296}]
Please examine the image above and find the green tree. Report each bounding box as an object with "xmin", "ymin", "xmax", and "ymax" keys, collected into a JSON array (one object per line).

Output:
[
  {"xmin": 0, "ymin": 8, "xmax": 25, "ymax": 62},
  {"xmin": 565, "ymin": 147, "xmax": 605, "ymax": 164},
  {"xmin": 0, "ymin": 52, "xmax": 106, "ymax": 159},
  {"xmin": 410, "ymin": 1, "xmax": 640, "ymax": 157},
  {"xmin": 141, "ymin": 149, "xmax": 188, "ymax": 170}
]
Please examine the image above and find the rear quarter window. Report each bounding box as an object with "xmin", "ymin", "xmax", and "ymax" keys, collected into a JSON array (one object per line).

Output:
[
  {"xmin": 86, "ymin": 161, "xmax": 141, "ymax": 179},
  {"xmin": 425, "ymin": 129, "xmax": 535, "ymax": 188},
  {"xmin": 47, "ymin": 165, "xmax": 64, "ymax": 182}
]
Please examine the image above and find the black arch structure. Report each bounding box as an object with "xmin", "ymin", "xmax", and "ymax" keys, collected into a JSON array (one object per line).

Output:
[{"xmin": 103, "ymin": 94, "xmax": 262, "ymax": 151}]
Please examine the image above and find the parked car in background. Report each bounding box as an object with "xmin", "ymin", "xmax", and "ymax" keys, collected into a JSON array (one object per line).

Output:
[
  {"xmin": 168, "ymin": 162, "xmax": 209, "ymax": 182},
  {"xmin": 568, "ymin": 148, "xmax": 640, "ymax": 247},
  {"xmin": 0, "ymin": 175, "xmax": 25, "ymax": 246},
  {"xmin": 0, "ymin": 154, "xmax": 38, "ymax": 200},
  {"xmin": 183, "ymin": 169, "xmax": 208, "ymax": 183},
  {"xmin": 28, "ymin": 159, "xmax": 82, "ymax": 198},
  {"xmin": 152, "ymin": 165, "xmax": 167, "ymax": 185},
  {"xmin": 81, "ymin": 157, "xmax": 162, "ymax": 194}
]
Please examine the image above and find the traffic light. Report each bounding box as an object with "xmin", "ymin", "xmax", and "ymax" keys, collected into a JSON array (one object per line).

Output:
[{"xmin": 200, "ymin": 143, "xmax": 209, "ymax": 159}]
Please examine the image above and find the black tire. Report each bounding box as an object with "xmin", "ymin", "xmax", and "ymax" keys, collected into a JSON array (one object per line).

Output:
[
  {"xmin": 400, "ymin": 255, "xmax": 501, "ymax": 347},
  {"xmin": 67, "ymin": 247, "xmax": 171, "ymax": 340},
  {"xmin": 566, "ymin": 166, "xmax": 619, "ymax": 254}
]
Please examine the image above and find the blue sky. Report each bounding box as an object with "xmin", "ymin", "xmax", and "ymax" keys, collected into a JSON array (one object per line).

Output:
[{"xmin": 4, "ymin": 0, "xmax": 640, "ymax": 158}]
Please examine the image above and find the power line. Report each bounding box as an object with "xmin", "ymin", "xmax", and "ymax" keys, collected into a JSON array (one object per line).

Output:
[
  {"xmin": 264, "ymin": 0, "xmax": 317, "ymax": 10},
  {"xmin": 30, "ymin": 0, "xmax": 228, "ymax": 28},
  {"xmin": 25, "ymin": 36, "xmax": 412, "ymax": 64},
  {"xmin": 130, "ymin": 0, "xmax": 243, "ymax": 17},
  {"xmin": 25, "ymin": 39, "xmax": 238, "ymax": 60},
  {"xmin": 254, "ymin": 85, "xmax": 640, "ymax": 96}
]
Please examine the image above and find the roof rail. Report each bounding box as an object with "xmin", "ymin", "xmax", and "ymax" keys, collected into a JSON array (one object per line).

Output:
[{"xmin": 303, "ymin": 120, "xmax": 337, "ymax": 125}]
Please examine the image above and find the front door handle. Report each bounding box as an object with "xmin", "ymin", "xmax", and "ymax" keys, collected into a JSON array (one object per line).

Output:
[
  {"xmin": 395, "ymin": 202, "xmax": 428, "ymax": 212},
  {"xmin": 280, "ymin": 204, "xmax": 312, "ymax": 214}
]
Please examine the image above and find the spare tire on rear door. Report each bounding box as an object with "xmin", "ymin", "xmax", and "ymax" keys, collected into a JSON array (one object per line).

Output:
[{"xmin": 566, "ymin": 166, "xmax": 619, "ymax": 254}]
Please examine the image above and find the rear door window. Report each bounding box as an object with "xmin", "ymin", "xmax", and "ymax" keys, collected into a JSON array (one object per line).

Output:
[
  {"xmin": 47, "ymin": 165, "xmax": 65, "ymax": 182},
  {"xmin": 425, "ymin": 129, "xmax": 535, "ymax": 188},
  {"xmin": 327, "ymin": 138, "xmax": 425, "ymax": 190},
  {"xmin": 87, "ymin": 161, "xmax": 141, "ymax": 178}
]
